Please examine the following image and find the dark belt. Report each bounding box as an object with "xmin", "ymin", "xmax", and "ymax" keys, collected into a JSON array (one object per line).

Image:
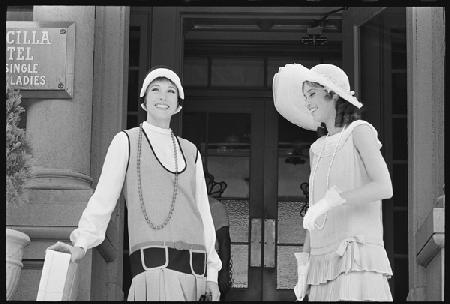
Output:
[{"xmin": 129, "ymin": 246, "xmax": 207, "ymax": 279}]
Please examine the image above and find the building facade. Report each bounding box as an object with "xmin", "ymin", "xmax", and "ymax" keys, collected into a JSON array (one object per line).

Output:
[{"xmin": 6, "ymin": 6, "xmax": 444, "ymax": 301}]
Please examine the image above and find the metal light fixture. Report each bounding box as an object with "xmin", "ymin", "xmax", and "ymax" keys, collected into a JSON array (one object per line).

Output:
[
  {"xmin": 301, "ymin": 7, "xmax": 346, "ymax": 47},
  {"xmin": 300, "ymin": 25, "xmax": 328, "ymax": 47}
]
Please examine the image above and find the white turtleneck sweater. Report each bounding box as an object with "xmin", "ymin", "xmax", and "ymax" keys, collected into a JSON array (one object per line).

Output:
[{"xmin": 70, "ymin": 121, "xmax": 221, "ymax": 283}]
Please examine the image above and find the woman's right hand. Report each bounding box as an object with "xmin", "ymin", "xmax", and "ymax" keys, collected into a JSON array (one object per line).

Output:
[{"xmin": 47, "ymin": 241, "xmax": 86, "ymax": 263}]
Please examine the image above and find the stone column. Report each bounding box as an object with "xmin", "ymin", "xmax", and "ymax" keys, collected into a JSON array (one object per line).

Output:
[
  {"xmin": 406, "ymin": 7, "xmax": 445, "ymax": 301},
  {"xmin": 90, "ymin": 6, "xmax": 129, "ymax": 301},
  {"xmin": 27, "ymin": 6, "xmax": 95, "ymax": 178},
  {"xmin": 7, "ymin": 6, "xmax": 96, "ymax": 300}
]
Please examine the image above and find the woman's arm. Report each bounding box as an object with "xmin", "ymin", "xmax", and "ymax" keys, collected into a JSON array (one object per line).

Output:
[
  {"xmin": 303, "ymin": 230, "xmax": 310, "ymax": 253},
  {"xmin": 69, "ymin": 132, "xmax": 129, "ymax": 252},
  {"xmin": 195, "ymin": 152, "xmax": 222, "ymax": 284},
  {"xmin": 216, "ymin": 226, "xmax": 231, "ymax": 293},
  {"xmin": 339, "ymin": 124, "xmax": 393, "ymax": 204},
  {"xmin": 49, "ymin": 132, "xmax": 129, "ymax": 261}
]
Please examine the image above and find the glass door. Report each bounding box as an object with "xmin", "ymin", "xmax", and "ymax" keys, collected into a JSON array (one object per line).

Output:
[
  {"xmin": 182, "ymin": 99, "xmax": 316, "ymax": 301},
  {"xmin": 183, "ymin": 100, "xmax": 265, "ymax": 300}
]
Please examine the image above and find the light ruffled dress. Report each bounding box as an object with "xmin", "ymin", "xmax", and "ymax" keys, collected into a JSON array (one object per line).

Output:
[{"xmin": 306, "ymin": 120, "xmax": 393, "ymax": 301}]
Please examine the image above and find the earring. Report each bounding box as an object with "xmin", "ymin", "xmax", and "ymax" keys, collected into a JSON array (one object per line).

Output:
[
  {"xmin": 140, "ymin": 103, "xmax": 147, "ymax": 111},
  {"xmin": 175, "ymin": 106, "xmax": 183, "ymax": 114}
]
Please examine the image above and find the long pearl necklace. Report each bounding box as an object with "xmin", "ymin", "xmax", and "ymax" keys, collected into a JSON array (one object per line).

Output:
[
  {"xmin": 137, "ymin": 124, "xmax": 179, "ymax": 230},
  {"xmin": 309, "ymin": 125, "xmax": 347, "ymax": 230}
]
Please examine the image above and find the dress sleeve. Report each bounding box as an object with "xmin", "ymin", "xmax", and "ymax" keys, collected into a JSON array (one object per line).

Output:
[
  {"xmin": 347, "ymin": 120, "xmax": 382, "ymax": 150},
  {"xmin": 70, "ymin": 131, "xmax": 129, "ymax": 251},
  {"xmin": 195, "ymin": 152, "xmax": 222, "ymax": 283}
]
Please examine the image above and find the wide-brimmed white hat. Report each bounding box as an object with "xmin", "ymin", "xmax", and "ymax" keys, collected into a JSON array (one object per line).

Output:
[
  {"xmin": 273, "ymin": 63, "xmax": 362, "ymax": 130},
  {"xmin": 140, "ymin": 67, "xmax": 184, "ymax": 100}
]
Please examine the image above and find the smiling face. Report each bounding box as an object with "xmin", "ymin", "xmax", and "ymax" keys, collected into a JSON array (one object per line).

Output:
[
  {"xmin": 302, "ymin": 81, "xmax": 337, "ymax": 125},
  {"xmin": 144, "ymin": 77, "xmax": 180, "ymax": 125}
]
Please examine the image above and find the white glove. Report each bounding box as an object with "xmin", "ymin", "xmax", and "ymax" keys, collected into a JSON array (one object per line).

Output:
[
  {"xmin": 303, "ymin": 185, "xmax": 345, "ymax": 231},
  {"xmin": 293, "ymin": 252, "xmax": 310, "ymax": 301}
]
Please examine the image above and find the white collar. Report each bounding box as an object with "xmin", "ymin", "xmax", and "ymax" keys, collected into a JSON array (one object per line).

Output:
[{"xmin": 143, "ymin": 120, "xmax": 172, "ymax": 135}]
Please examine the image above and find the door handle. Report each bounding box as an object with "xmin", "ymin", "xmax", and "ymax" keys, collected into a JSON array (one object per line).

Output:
[
  {"xmin": 264, "ymin": 219, "xmax": 275, "ymax": 268},
  {"xmin": 250, "ymin": 218, "xmax": 262, "ymax": 267}
]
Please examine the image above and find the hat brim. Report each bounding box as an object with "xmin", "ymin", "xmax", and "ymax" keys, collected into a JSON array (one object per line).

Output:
[
  {"xmin": 273, "ymin": 64, "xmax": 321, "ymax": 131},
  {"xmin": 140, "ymin": 68, "xmax": 184, "ymax": 100},
  {"xmin": 273, "ymin": 64, "xmax": 362, "ymax": 131}
]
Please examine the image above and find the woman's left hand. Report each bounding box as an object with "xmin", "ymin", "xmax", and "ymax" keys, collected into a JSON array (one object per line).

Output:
[
  {"xmin": 206, "ymin": 281, "xmax": 221, "ymax": 301},
  {"xmin": 303, "ymin": 186, "xmax": 345, "ymax": 230},
  {"xmin": 303, "ymin": 201, "xmax": 327, "ymax": 230}
]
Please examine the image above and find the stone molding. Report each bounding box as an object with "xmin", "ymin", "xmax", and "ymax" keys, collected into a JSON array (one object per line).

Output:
[
  {"xmin": 25, "ymin": 167, "xmax": 93, "ymax": 190},
  {"xmin": 416, "ymin": 207, "xmax": 444, "ymax": 266}
]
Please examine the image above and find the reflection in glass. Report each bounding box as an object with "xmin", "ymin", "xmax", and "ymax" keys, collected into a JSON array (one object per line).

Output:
[
  {"xmin": 230, "ymin": 244, "xmax": 249, "ymax": 288},
  {"xmin": 277, "ymin": 202, "xmax": 307, "ymax": 244},
  {"xmin": 276, "ymin": 245, "xmax": 302, "ymax": 289},
  {"xmin": 278, "ymin": 159, "xmax": 310, "ymax": 197},
  {"xmin": 184, "ymin": 57, "xmax": 208, "ymax": 87},
  {"xmin": 208, "ymin": 157, "xmax": 249, "ymax": 198},
  {"xmin": 221, "ymin": 199, "xmax": 249, "ymax": 243},
  {"xmin": 393, "ymin": 118, "xmax": 407, "ymax": 160},
  {"xmin": 211, "ymin": 58, "xmax": 264, "ymax": 87}
]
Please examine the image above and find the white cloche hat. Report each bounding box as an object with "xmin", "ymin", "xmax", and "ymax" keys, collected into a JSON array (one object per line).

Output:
[{"xmin": 140, "ymin": 67, "xmax": 184, "ymax": 100}]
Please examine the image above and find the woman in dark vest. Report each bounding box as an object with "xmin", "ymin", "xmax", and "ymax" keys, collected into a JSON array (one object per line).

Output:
[{"xmin": 48, "ymin": 66, "xmax": 222, "ymax": 301}]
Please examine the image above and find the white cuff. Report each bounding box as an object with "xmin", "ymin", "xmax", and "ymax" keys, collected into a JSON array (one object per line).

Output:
[{"xmin": 206, "ymin": 267, "xmax": 219, "ymax": 284}]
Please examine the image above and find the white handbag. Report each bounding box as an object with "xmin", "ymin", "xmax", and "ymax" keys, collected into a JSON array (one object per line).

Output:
[
  {"xmin": 293, "ymin": 252, "xmax": 310, "ymax": 301},
  {"xmin": 36, "ymin": 249, "xmax": 79, "ymax": 301}
]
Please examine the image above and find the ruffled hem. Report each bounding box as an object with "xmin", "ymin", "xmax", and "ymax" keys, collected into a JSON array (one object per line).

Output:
[
  {"xmin": 308, "ymin": 270, "xmax": 393, "ymax": 301},
  {"xmin": 307, "ymin": 240, "xmax": 393, "ymax": 285}
]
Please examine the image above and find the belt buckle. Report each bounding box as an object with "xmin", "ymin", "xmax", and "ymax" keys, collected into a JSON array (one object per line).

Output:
[
  {"xmin": 189, "ymin": 249, "xmax": 206, "ymax": 276},
  {"xmin": 140, "ymin": 245, "xmax": 169, "ymax": 270}
]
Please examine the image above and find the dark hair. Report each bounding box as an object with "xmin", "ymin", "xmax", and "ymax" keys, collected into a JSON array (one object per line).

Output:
[
  {"xmin": 303, "ymin": 81, "xmax": 361, "ymax": 136},
  {"xmin": 141, "ymin": 65, "xmax": 183, "ymax": 108}
]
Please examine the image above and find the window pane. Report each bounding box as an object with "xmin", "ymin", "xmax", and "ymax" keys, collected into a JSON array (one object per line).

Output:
[
  {"xmin": 277, "ymin": 202, "xmax": 307, "ymax": 244},
  {"xmin": 127, "ymin": 114, "xmax": 138, "ymax": 130},
  {"xmin": 393, "ymin": 164, "xmax": 408, "ymax": 207},
  {"xmin": 276, "ymin": 245, "xmax": 302, "ymax": 289},
  {"xmin": 278, "ymin": 113, "xmax": 316, "ymax": 197},
  {"xmin": 392, "ymin": 73, "xmax": 407, "ymax": 115},
  {"xmin": 393, "ymin": 257, "xmax": 408, "ymax": 301},
  {"xmin": 129, "ymin": 26, "xmax": 140, "ymax": 67},
  {"xmin": 182, "ymin": 112, "xmax": 207, "ymax": 149},
  {"xmin": 393, "ymin": 118, "xmax": 407, "ymax": 160},
  {"xmin": 128, "ymin": 70, "xmax": 139, "ymax": 111},
  {"xmin": 211, "ymin": 58, "xmax": 264, "ymax": 87},
  {"xmin": 208, "ymin": 113, "xmax": 251, "ymax": 144},
  {"xmin": 221, "ymin": 199, "xmax": 249, "ymax": 243},
  {"xmin": 184, "ymin": 57, "xmax": 208, "ymax": 87},
  {"xmin": 393, "ymin": 210, "xmax": 408, "ymax": 254},
  {"xmin": 230, "ymin": 244, "xmax": 249, "ymax": 288},
  {"xmin": 207, "ymin": 156, "xmax": 249, "ymax": 197},
  {"xmin": 391, "ymin": 29, "xmax": 406, "ymax": 70}
]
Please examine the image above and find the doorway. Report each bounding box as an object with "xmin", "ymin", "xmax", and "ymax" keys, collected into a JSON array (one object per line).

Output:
[
  {"xmin": 182, "ymin": 96, "xmax": 317, "ymax": 301},
  {"xmin": 181, "ymin": 12, "xmax": 341, "ymax": 300}
]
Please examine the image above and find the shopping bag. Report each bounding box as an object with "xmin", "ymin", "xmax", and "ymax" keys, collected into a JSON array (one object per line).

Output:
[
  {"xmin": 293, "ymin": 252, "xmax": 310, "ymax": 301},
  {"xmin": 36, "ymin": 249, "xmax": 79, "ymax": 300}
]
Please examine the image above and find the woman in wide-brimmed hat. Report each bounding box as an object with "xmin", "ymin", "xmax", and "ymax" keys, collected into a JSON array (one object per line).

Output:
[
  {"xmin": 273, "ymin": 64, "xmax": 394, "ymax": 301},
  {"xmin": 48, "ymin": 66, "xmax": 222, "ymax": 301}
]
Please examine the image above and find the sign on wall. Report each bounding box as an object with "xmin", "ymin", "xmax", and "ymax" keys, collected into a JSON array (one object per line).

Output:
[{"xmin": 6, "ymin": 21, "xmax": 75, "ymax": 99}]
